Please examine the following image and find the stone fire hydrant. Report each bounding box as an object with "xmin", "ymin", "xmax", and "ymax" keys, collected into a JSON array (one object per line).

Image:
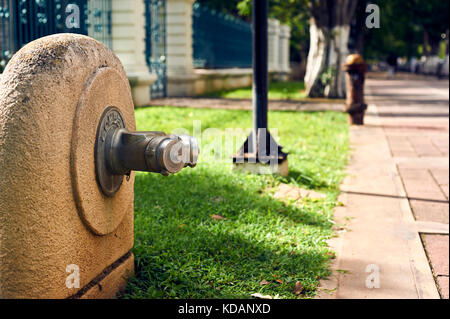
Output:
[
  {"xmin": 343, "ymin": 54, "xmax": 368, "ymax": 125},
  {"xmin": 0, "ymin": 34, "xmax": 198, "ymax": 298}
]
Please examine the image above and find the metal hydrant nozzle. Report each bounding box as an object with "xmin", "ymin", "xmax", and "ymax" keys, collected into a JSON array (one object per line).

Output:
[
  {"xmin": 95, "ymin": 107, "xmax": 200, "ymax": 197},
  {"xmin": 106, "ymin": 130, "xmax": 199, "ymax": 176},
  {"xmin": 144, "ymin": 135, "xmax": 185, "ymax": 175}
]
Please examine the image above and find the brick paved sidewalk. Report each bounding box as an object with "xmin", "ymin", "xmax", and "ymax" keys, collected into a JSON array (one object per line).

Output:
[
  {"xmin": 368, "ymin": 77, "xmax": 449, "ymax": 298},
  {"xmin": 317, "ymin": 74, "xmax": 449, "ymax": 299}
]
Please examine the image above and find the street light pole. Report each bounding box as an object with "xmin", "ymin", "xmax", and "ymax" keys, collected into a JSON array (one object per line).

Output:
[
  {"xmin": 233, "ymin": 0, "xmax": 288, "ymax": 173},
  {"xmin": 253, "ymin": 0, "xmax": 269, "ymax": 134}
]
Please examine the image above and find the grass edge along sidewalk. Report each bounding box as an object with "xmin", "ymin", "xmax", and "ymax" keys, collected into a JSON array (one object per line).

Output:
[
  {"xmin": 204, "ymin": 81, "xmax": 307, "ymax": 100},
  {"xmin": 121, "ymin": 106, "xmax": 349, "ymax": 299}
]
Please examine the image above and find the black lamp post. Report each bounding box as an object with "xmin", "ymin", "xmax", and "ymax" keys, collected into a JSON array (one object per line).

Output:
[{"xmin": 233, "ymin": 0, "xmax": 288, "ymax": 170}]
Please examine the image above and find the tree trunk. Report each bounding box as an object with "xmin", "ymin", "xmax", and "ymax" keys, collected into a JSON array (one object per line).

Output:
[
  {"xmin": 351, "ymin": 0, "xmax": 368, "ymax": 56},
  {"xmin": 304, "ymin": 19, "xmax": 328, "ymax": 97},
  {"xmin": 429, "ymin": 36, "xmax": 441, "ymax": 57},
  {"xmin": 298, "ymin": 46, "xmax": 308, "ymax": 79},
  {"xmin": 304, "ymin": 0, "xmax": 358, "ymax": 98},
  {"xmin": 423, "ymin": 30, "xmax": 431, "ymax": 57}
]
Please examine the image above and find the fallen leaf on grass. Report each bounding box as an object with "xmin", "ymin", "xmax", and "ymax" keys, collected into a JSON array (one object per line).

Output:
[
  {"xmin": 337, "ymin": 269, "xmax": 351, "ymax": 275},
  {"xmin": 211, "ymin": 214, "xmax": 227, "ymax": 221},
  {"xmin": 260, "ymin": 280, "xmax": 270, "ymax": 286},
  {"xmin": 321, "ymin": 287, "xmax": 337, "ymax": 295},
  {"xmin": 251, "ymin": 293, "xmax": 274, "ymax": 300},
  {"xmin": 326, "ymin": 251, "xmax": 336, "ymax": 259},
  {"xmin": 294, "ymin": 281, "xmax": 304, "ymax": 295},
  {"xmin": 275, "ymin": 279, "xmax": 283, "ymax": 284}
]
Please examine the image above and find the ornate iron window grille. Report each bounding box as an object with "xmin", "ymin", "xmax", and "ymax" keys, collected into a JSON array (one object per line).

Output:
[
  {"xmin": 192, "ymin": 3, "xmax": 252, "ymax": 69},
  {"xmin": 145, "ymin": 0, "xmax": 167, "ymax": 99}
]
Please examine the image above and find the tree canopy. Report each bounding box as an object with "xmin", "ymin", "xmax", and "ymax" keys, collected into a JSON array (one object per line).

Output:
[
  {"xmin": 197, "ymin": 0, "xmax": 449, "ymax": 62},
  {"xmin": 196, "ymin": 0, "xmax": 310, "ymax": 63},
  {"xmin": 363, "ymin": 0, "xmax": 449, "ymax": 59}
]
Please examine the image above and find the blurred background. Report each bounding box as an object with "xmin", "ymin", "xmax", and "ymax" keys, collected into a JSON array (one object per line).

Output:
[{"xmin": 1, "ymin": 0, "xmax": 448, "ymax": 104}]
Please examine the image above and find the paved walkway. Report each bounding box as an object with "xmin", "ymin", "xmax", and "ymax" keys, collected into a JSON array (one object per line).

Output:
[
  {"xmin": 147, "ymin": 97, "xmax": 344, "ymax": 112},
  {"xmin": 317, "ymin": 75, "xmax": 449, "ymax": 299}
]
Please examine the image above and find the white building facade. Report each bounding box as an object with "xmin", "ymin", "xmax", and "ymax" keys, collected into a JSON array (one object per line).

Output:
[
  {"xmin": 1, "ymin": 0, "xmax": 291, "ymax": 105},
  {"xmin": 109, "ymin": 0, "xmax": 291, "ymax": 103}
]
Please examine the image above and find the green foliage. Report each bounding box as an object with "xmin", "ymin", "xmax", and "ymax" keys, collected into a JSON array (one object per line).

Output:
[
  {"xmin": 121, "ymin": 107, "xmax": 349, "ymax": 299},
  {"xmin": 198, "ymin": 0, "xmax": 310, "ymax": 62},
  {"xmin": 320, "ymin": 68, "xmax": 336, "ymax": 87},
  {"xmin": 195, "ymin": 0, "xmax": 244, "ymax": 17},
  {"xmin": 237, "ymin": 0, "xmax": 251, "ymax": 16},
  {"xmin": 365, "ymin": 0, "xmax": 449, "ymax": 59},
  {"xmin": 237, "ymin": 0, "xmax": 311, "ymax": 62},
  {"xmin": 270, "ymin": 0, "xmax": 310, "ymax": 62},
  {"xmin": 439, "ymin": 41, "xmax": 447, "ymax": 59},
  {"xmin": 409, "ymin": 0, "xmax": 449, "ymax": 43}
]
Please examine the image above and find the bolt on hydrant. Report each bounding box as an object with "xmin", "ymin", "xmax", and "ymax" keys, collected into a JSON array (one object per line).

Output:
[
  {"xmin": 343, "ymin": 54, "xmax": 368, "ymax": 125},
  {"xmin": 0, "ymin": 34, "xmax": 198, "ymax": 299}
]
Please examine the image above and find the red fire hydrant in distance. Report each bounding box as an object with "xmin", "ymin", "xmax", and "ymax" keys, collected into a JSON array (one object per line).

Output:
[{"xmin": 343, "ymin": 54, "xmax": 368, "ymax": 125}]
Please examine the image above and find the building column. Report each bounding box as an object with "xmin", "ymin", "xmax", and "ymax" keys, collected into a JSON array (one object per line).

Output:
[
  {"xmin": 268, "ymin": 19, "xmax": 280, "ymax": 73},
  {"xmin": 111, "ymin": 0, "xmax": 157, "ymax": 106},
  {"xmin": 166, "ymin": 0, "xmax": 197, "ymax": 97},
  {"xmin": 278, "ymin": 24, "xmax": 291, "ymax": 81}
]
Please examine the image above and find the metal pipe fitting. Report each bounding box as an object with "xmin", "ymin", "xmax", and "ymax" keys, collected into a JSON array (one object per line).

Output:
[{"xmin": 95, "ymin": 107, "xmax": 199, "ymax": 196}]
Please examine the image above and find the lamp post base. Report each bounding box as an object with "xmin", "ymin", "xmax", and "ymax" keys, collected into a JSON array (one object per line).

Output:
[
  {"xmin": 233, "ymin": 159, "xmax": 289, "ymax": 176},
  {"xmin": 347, "ymin": 111, "xmax": 366, "ymax": 125},
  {"xmin": 232, "ymin": 130, "xmax": 289, "ymax": 176}
]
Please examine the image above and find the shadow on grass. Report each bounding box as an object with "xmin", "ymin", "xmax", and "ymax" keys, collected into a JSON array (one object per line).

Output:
[
  {"xmin": 283, "ymin": 169, "xmax": 334, "ymax": 190},
  {"xmin": 122, "ymin": 166, "xmax": 334, "ymax": 299}
]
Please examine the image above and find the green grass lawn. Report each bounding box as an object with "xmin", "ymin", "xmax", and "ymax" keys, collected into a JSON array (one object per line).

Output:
[
  {"xmin": 204, "ymin": 81, "xmax": 307, "ymax": 100},
  {"xmin": 121, "ymin": 107, "xmax": 349, "ymax": 299}
]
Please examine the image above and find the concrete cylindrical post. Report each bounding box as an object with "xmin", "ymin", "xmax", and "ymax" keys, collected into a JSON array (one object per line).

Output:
[
  {"xmin": 0, "ymin": 33, "xmax": 199, "ymax": 298},
  {"xmin": 343, "ymin": 54, "xmax": 368, "ymax": 125},
  {"xmin": 278, "ymin": 25, "xmax": 291, "ymax": 81},
  {"xmin": 268, "ymin": 19, "xmax": 280, "ymax": 73},
  {"xmin": 0, "ymin": 34, "xmax": 136, "ymax": 299}
]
